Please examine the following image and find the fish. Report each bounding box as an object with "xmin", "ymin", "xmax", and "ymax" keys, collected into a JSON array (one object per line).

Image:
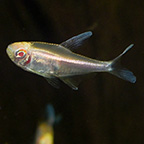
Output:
[
  {"xmin": 6, "ymin": 31, "xmax": 136, "ymax": 90},
  {"xmin": 34, "ymin": 104, "xmax": 58, "ymax": 144}
]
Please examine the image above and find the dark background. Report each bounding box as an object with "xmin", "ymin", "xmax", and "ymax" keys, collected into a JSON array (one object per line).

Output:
[{"xmin": 0, "ymin": 0, "xmax": 143, "ymax": 144}]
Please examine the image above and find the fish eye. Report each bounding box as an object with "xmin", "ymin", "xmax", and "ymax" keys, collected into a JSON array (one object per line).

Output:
[{"xmin": 15, "ymin": 49, "xmax": 27, "ymax": 58}]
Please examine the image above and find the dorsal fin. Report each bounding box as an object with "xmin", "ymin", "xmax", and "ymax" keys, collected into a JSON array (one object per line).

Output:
[{"xmin": 60, "ymin": 31, "xmax": 92, "ymax": 50}]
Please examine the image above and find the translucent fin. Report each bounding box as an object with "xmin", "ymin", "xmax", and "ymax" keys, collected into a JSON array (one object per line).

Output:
[
  {"xmin": 60, "ymin": 31, "xmax": 92, "ymax": 50},
  {"xmin": 45, "ymin": 77, "xmax": 61, "ymax": 89},
  {"xmin": 46, "ymin": 104, "xmax": 55, "ymax": 125},
  {"xmin": 59, "ymin": 73, "xmax": 97, "ymax": 90},
  {"xmin": 113, "ymin": 44, "xmax": 134, "ymax": 61},
  {"xmin": 59, "ymin": 77, "xmax": 79, "ymax": 90},
  {"xmin": 109, "ymin": 44, "xmax": 136, "ymax": 83},
  {"xmin": 46, "ymin": 104, "xmax": 62, "ymax": 125}
]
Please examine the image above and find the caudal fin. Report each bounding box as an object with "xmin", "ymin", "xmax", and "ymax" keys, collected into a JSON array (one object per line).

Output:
[
  {"xmin": 109, "ymin": 44, "xmax": 136, "ymax": 83},
  {"xmin": 46, "ymin": 104, "xmax": 56, "ymax": 125}
]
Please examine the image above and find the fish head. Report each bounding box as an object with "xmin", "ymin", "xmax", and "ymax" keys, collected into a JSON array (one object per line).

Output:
[{"xmin": 6, "ymin": 42, "xmax": 31, "ymax": 68}]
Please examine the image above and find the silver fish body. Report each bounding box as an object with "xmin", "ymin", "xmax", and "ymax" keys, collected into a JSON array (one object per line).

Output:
[
  {"xmin": 6, "ymin": 31, "xmax": 136, "ymax": 90},
  {"xmin": 28, "ymin": 42, "xmax": 110, "ymax": 77}
]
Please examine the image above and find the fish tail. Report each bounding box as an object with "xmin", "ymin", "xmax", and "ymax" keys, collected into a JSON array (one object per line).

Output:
[
  {"xmin": 46, "ymin": 104, "xmax": 56, "ymax": 125},
  {"xmin": 109, "ymin": 44, "xmax": 136, "ymax": 83},
  {"xmin": 46, "ymin": 104, "xmax": 62, "ymax": 125}
]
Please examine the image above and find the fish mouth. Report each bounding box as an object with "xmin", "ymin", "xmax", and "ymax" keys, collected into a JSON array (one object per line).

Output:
[{"xmin": 6, "ymin": 46, "xmax": 14, "ymax": 61}]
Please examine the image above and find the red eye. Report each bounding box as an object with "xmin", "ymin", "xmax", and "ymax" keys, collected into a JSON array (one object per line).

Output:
[
  {"xmin": 18, "ymin": 51, "xmax": 24, "ymax": 57},
  {"xmin": 15, "ymin": 49, "xmax": 27, "ymax": 58}
]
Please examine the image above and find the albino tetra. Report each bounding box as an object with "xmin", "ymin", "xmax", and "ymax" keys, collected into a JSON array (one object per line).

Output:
[{"xmin": 6, "ymin": 31, "xmax": 136, "ymax": 90}]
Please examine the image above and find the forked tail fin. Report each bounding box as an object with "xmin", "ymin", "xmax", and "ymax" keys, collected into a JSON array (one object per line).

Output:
[{"xmin": 109, "ymin": 44, "xmax": 136, "ymax": 83}]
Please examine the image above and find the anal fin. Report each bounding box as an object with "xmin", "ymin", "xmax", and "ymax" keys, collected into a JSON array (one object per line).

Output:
[
  {"xmin": 59, "ymin": 73, "xmax": 97, "ymax": 90},
  {"xmin": 45, "ymin": 77, "xmax": 61, "ymax": 89},
  {"xmin": 59, "ymin": 77, "xmax": 79, "ymax": 90}
]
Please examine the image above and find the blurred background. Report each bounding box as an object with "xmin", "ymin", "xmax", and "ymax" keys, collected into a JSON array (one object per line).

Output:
[{"xmin": 0, "ymin": 0, "xmax": 143, "ymax": 144}]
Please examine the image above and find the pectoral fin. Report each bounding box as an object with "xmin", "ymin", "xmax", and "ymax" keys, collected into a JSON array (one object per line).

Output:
[{"xmin": 60, "ymin": 31, "xmax": 92, "ymax": 50}]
